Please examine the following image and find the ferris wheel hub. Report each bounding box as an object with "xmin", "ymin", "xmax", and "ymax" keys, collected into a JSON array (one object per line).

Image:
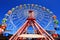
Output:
[{"xmin": 27, "ymin": 10, "xmax": 35, "ymax": 20}]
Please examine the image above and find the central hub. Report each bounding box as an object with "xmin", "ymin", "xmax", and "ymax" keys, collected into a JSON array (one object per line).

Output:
[
  {"xmin": 27, "ymin": 10, "xmax": 35, "ymax": 20},
  {"xmin": 29, "ymin": 10, "xmax": 33, "ymax": 13}
]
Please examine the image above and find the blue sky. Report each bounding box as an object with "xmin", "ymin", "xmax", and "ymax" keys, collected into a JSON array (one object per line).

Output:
[{"xmin": 0, "ymin": 0, "xmax": 60, "ymax": 23}]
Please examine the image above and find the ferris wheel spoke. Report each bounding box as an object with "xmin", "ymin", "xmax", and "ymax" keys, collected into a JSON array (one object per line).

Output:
[
  {"xmin": 16, "ymin": 19, "xmax": 26, "ymax": 27},
  {"xmin": 44, "ymin": 16, "xmax": 50, "ymax": 19},
  {"xmin": 43, "ymin": 18, "xmax": 49, "ymax": 22},
  {"xmin": 36, "ymin": 17, "xmax": 41, "ymax": 21},
  {"xmin": 37, "ymin": 14, "xmax": 50, "ymax": 27},
  {"xmin": 45, "ymin": 19, "xmax": 53, "ymax": 29},
  {"xmin": 37, "ymin": 18, "xmax": 45, "ymax": 25},
  {"xmin": 13, "ymin": 17, "xmax": 26, "ymax": 26},
  {"xmin": 12, "ymin": 12, "xmax": 25, "ymax": 22},
  {"xmin": 16, "ymin": 17, "xmax": 24, "ymax": 24},
  {"xmin": 36, "ymin": 19, "xmax": 45, "ymax": 27},
  {"xmin": 15, "ymin": 17, "xmax": 27, "ymax": 26},
  {"xmin": 37, "ymin": 17, "xmax": 49, "ymax": 28}
]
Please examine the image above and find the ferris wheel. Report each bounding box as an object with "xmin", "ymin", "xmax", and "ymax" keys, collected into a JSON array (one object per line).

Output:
[{"xmin": 1, "ymin": 4, "xmax": 58, "ymax": 35}]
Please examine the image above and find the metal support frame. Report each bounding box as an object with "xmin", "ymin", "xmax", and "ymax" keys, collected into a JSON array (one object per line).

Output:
[{"xmin": 9, "ymin": 10, "xmax": 54, "ymax": 40}]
